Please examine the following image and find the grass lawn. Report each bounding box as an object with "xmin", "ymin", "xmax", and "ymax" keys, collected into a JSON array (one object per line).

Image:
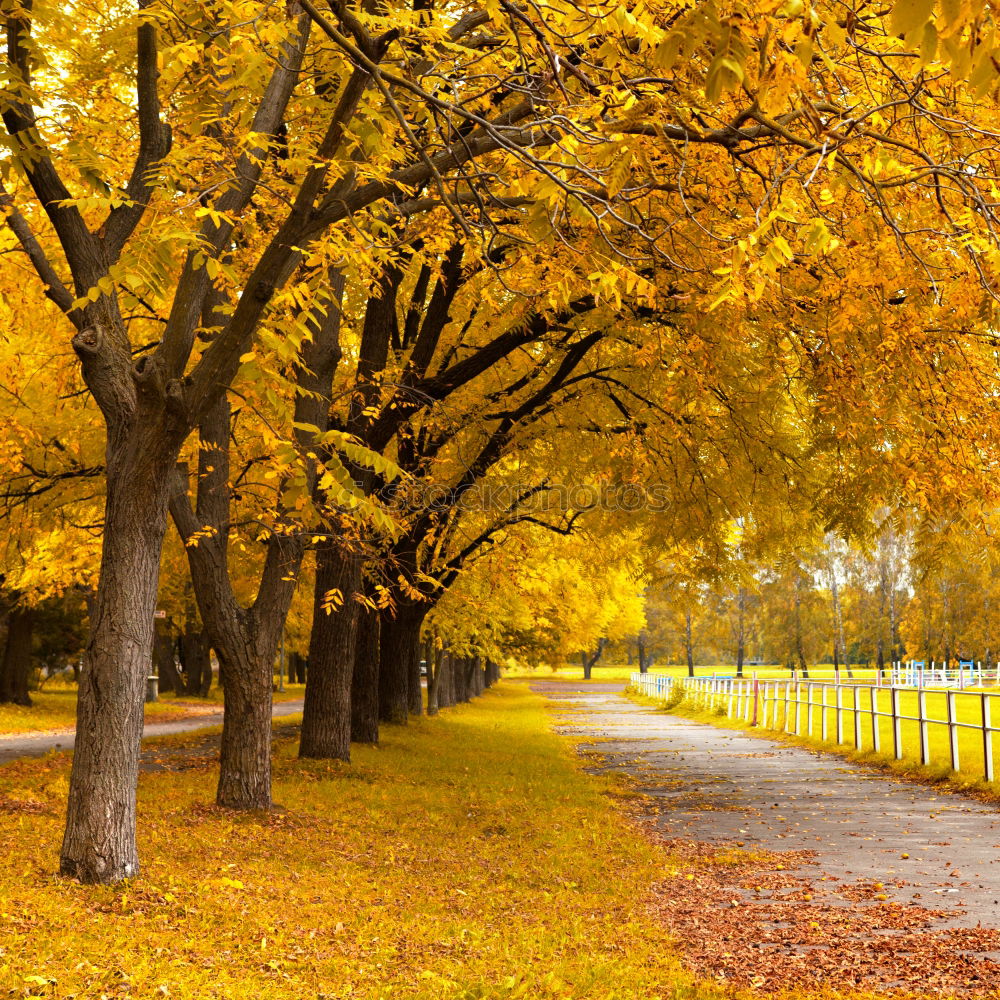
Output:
[
  {"xmin": 0, "ymin": 684, "xmax": 704, "ymax": 1000},
  {"xmin": 0, "ymin": 684, "xmax": 306, "ymax": 736}
]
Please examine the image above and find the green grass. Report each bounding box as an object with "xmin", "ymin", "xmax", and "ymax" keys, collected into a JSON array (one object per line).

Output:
[
  {"xmin": 0, "ymin": 684, "xmax": 306, "ymax": 736},
  {"xmin": 0, "ymin": 684, "xmax": 703, "ymax": 1000}
]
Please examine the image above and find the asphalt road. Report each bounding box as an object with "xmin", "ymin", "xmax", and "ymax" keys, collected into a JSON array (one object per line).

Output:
[
  {"xmin": 534, "ymin": 680, "xmax": 1000, "ymax": 990},
  {"xmin": 0, "ymin": 700, "xmax": 304, "ymax": 766}
]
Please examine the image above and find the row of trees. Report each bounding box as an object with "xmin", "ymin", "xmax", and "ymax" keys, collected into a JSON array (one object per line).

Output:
[
  {"xmin": 4, "ymin": 0, "xmax": 1000, "ymax": 884},
  {"xmin": 619, "ymin": 519, "xmax": 999, "ymax": 673}
]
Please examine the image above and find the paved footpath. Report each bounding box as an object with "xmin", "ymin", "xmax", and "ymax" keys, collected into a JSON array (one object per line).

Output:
[
  {"xmin": 535, "ymin": 681, "xmax": 1000, "ymax": 990},
  {"xmin": 0, "ymin": 700, "xmax": 304, "ymax": 767}
]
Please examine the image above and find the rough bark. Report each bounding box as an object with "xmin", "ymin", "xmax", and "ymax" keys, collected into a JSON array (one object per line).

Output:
[
  {"xmin": 379, "ymin": 608, "xmax": 422, "ymax": 723},
  {"xmin": 179, "ymin": 628, "xmax": 212, "ymax": 697},
  {"xmin": 215, "ymin": 633, "xmax": 275, "ymax": 809},
  {"xmin": 62, "ymin": 451, "xmax": 175, "ymax": 883},
  {"xmin": 0, "ymin": 606, "xmax": 33, "ymax": 706},
  {"xmin": 351, "ymin": 603, "xmax": 380, "ymax": 743},
  {"xmin": 299, "ymin": 543, "xmax": 361, "ymax": 760},
  {"xmin": 153, "ymin": 628, "xmax": 182, "ymax": 694}
]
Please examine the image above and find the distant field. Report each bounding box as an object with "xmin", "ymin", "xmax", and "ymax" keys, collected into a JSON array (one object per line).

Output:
[{"xmin": 504, "ymin": 662, "xmax": 905, "ymax": 683}]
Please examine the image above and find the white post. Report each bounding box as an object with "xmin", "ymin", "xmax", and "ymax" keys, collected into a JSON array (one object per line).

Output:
[
  {"xmin": 870, "ymin": 684, "xmax": 880, "ymax": 753},
  {"xmin": 983, "ymin": 693, "xmax": 994, "ymax": 783},
  {"xmin": 853, "ymin": 685, "xmax": 862, "ymax": 749},
  {"xmin": 892, "ymin": 687, "xmax": 903, "ymax": 759},
  {"xmin": 947, "ymin": 690, "xmax": 960, "ymax": 772},
  {"xmin": 836, "ymin": 682, "xmax": 844, "ymax": 744},
  {"xmin": 919, "ymin": 689, "xmax": 930, "ymax": 765}
]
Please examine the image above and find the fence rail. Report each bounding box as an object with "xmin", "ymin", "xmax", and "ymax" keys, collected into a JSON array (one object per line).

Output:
[{"xmin": 630, "ymin": 672, "xmax": 1000, "ymax": 782}]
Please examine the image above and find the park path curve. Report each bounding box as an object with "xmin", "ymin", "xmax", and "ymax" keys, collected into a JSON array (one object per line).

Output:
[
  {"xmin": 0, "ymin": 700, "xmax": 304, "ymax": 767},
  {"xmin": 535, "ymin": 680, "xmax": 1000, "ymax": 993}
]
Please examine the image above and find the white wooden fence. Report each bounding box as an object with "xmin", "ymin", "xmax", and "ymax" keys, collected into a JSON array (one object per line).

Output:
[{"xmin": 629, "ymin": 672, "xmax": 1000, "ymax": 782}]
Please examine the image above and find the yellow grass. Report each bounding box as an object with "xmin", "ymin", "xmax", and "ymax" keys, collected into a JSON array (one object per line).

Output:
[{"xmin": 0, "ymin": 685, "xmax": 704, "ymax": 1000}]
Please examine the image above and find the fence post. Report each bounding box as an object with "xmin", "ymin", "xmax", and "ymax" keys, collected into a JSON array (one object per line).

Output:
[
  {"xmin": 947, "ymin": 691, "xmax": 960, "ymax": 773},
  {"xmin": 918, "ymin": 689, "xmax": 930, "ymax": 765},
  {"xmin": 784, "ymin": 680, "xmax": 792, "ymax": 733},
  {"xmin": 794, "ymin": 677, "xmax": 802, "ymax": 734},
  {"xmin": 835, "ymin": 682, "xmax": 844, "ymax": 744},
  {"xmin": 853, "ymin": 685, "xmax": 862, "ymax": 749},
  {"xmin": 891, "ymin": 687, "xmax": 903, "ymax": 759},
  {"xmin": 821, "ymin": 684, "xmax": 829, "ymax": 742},
  {"xmin": 870, "ymin": 685, "xmax": 880, "ymax": 753},
  {"xmin": 751, "ymin": 673, "xmax": 760, "ymax": 727},
  {"xmin": 983, "ymin": 693, "xmax": 994, "ymax": 783},
  {"xmin": 807, "ymin": 683, "xmax": 814, "ymax": 737}
]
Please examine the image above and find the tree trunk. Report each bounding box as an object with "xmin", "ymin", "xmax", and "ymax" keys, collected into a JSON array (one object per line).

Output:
[
  {"xmin": 215, "ymin": 637, "xmax": 274, "ymax": 809},
  {"xmin": 153, "ymin": 628, "xmax": 182, "ymax": 694},
  {"xmin": 179, "ymin": 628, "xmax": 212, "ymax": 697},
  {"xmin": 685, "ymin": 609, "xmax": 694, "ymax": 676},
  {"xmin": 0, "ymin": 606, "xmax": 33, "ymax": 706},
  {"xmin": 426, "ymin": 642, "xmax": 441, "ymax": 716},
  {"xmin": 582, "ymin": 638, "xmax": 605, "ymax": 680},
  {"xmin": 793, "ymin": 582, "xmax": 807, "ymax": 675},
  {"xmin": 62, "ymin": 458, "xmax": 172, "ymax": 884},
  {"xmin": 291, "ymin": 652, "xmax": 307, "ymax": 684},
  {"xmin": 830, "ymin": 572, "xmax": 847, "ymax": 672},
  {"xmin": 453, "ymin": 655, "xmax": 468, "ymax": 703},
  {"xmin": 889, "ymin": 583, "xmax": 899, "ymax": 665},
  {"xmin": 439, "ymin": 651, "xmax": 454, "ymax": 707},
  {"xmin": 735, "ymin": 587, "xmax": 746, "ymax": 678},
  {"xmin": 379, "ymin": 608, "xmax": 422, "ymax": 723},
  {"xmin": 170, "ymin": 394, "xmax": 303, "ymax": 808},
  {"xmin": 299, "ymin": 543, "xmax": 361, "ymax": 760},
  {"xmin": 351, "ymin": 602, "xmax": 380, "ymax": 744},
  {"xmin": 408, "ymin": 629, "xmax": 423, "ymax": 717}
]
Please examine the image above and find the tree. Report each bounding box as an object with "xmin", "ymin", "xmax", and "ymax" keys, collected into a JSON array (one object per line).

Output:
[
  {"xmin": 6, "ymin": 0, "xmax": 1000, "ymax": 885},
  {"xmin": 0, "ymin": 0, "xmax": 671, "ymax": 880}
]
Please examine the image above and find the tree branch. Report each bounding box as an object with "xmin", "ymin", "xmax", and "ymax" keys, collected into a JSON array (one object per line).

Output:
[{"xmin": 102, "ymin": 0, "xmax": 171, "ymax": 259}]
